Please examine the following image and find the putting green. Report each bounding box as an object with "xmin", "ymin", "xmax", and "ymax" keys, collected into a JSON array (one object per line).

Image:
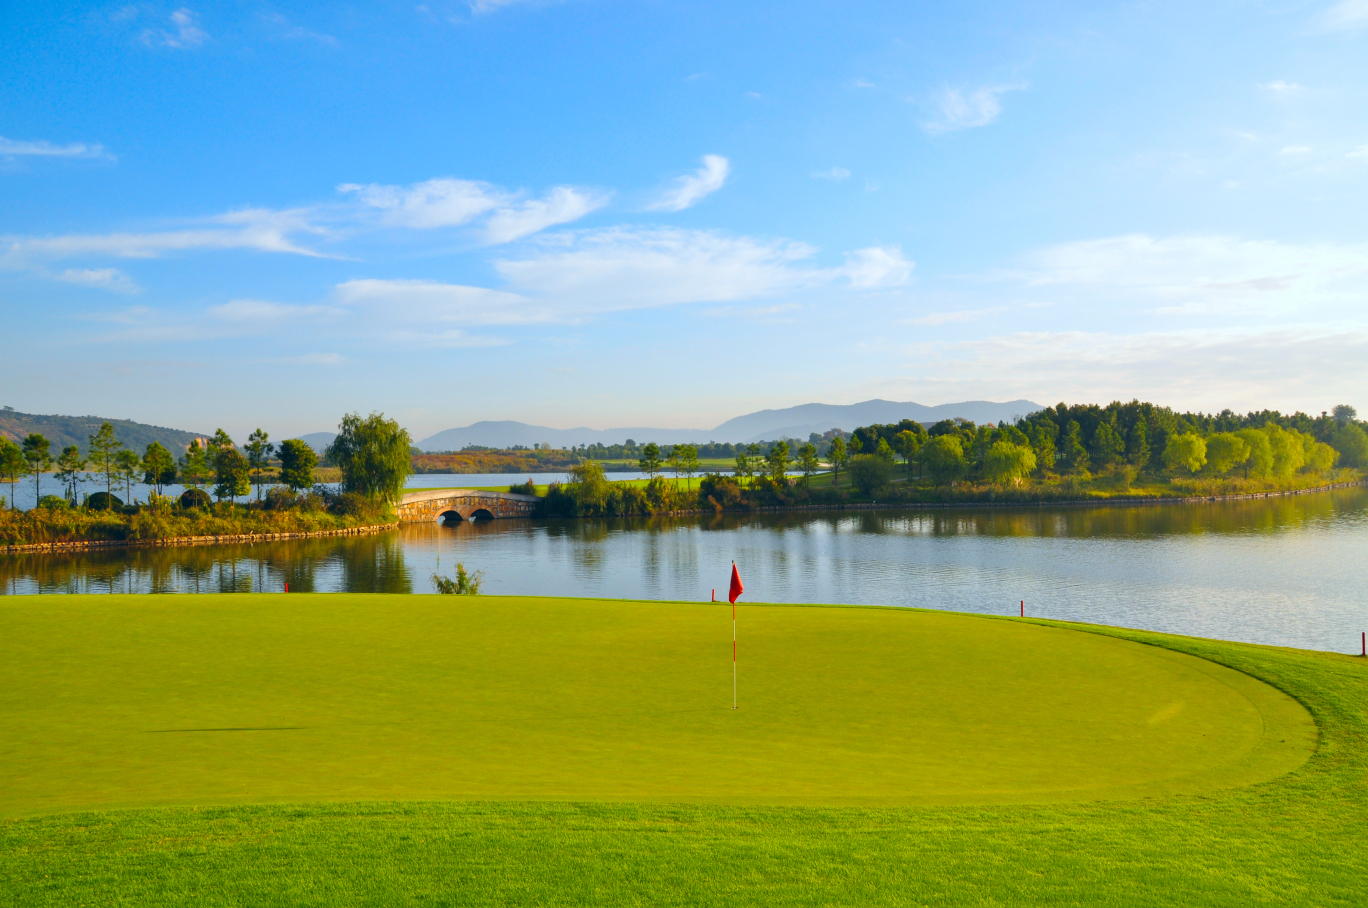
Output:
[{"xmin": 0, "ymin": 595, "xmax": 1313, "ymax": 816}]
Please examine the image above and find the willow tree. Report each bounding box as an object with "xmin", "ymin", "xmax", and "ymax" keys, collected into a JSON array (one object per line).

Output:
[{"xmin": 327, "ymin": 412, "xmax": 413, "ymax": 504}]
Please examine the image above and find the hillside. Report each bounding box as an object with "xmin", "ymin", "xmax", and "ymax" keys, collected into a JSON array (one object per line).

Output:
[{"xmin": 0, "ymin": 408, "xmax": 208, "ymax": 457}]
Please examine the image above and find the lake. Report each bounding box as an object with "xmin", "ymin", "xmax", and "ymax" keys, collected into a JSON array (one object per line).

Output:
[{"xmin": 4, "ymin": 483, "xmax": 1366, "ymax": 655}]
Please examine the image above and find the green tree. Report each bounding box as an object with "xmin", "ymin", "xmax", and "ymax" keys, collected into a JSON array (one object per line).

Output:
[
  {"xmin": 1092, "ymin": 422, "xmax": 1125, "ymax": 469},
  {"xmin": 875, "ymin": 437, "xmax": 896, "ymax": 464},
  {"xmin": 922, "ymin": 435, "xmax": 967, "ymax": 485},
  {"xmin": 568, "ymin": 460, "xmax": 610, "ymax": 514},
  {"xmin": 746, "ymin": 443, "xmax": 763, "ymax": 486},
  {"xmin": 1304, "ymin": 439, "xmax": 1338, "ymax": 474},
  {"xmin": 847, "ymin": 434, "xmax": 863, "ymax": 456},
  {"xmin": 828, "ymin": 436, "xmax": 847, "ymax": 488},
  {"xmin": 848, "ymin": 454, "xmax": 894, "ymax": 495},
  {"xmin": 1059, "ymin": 421, "xmax": 1089, "ymax": 473},
  {"xmin": 797, "ymin": 442, "xmax": 819, "ymax": 486},
  {"xmin": 55, "ymin": 444, "xmax": 86, "ymax": 503},
  {"xmin": 180, "ymin": 440, "xmax": 213, "ymax": 491},
  {"xmin": 327, "ymin": 412, "xmax": 414, "ymax": 504},
  {"xmin": 638, "ymin": 442, "xmax": 661, "ymax": 479},
  {"xmin": 678, "ymin": 443, "xmax": 700, "ymax": 487},
  {"xmin": 1332, "ymin": 404, "xmax": 1357, "ymax": 424},
  {"xmin": 0, "ymin": 439, "xmax": 24, "ymax": 508},
  {"xmin": 1027, "ymin": 423, "xmax": 1057, "ymax": 474},
  {"xmin": 244, "ymin": 428, "xmax": 275, "ymax": 502},
  {"xmin": 141, "ymin": 442, "xmax": 177, "ymax": 495},
  {"xmin": 766, "ymin": 440, "xmax": 791, "ymax": 483},
  {"xmin": 87, "ymin": 422, "xmax": 123, "ymax": 499},
  {"xmin": 1264, "ymin": 424, "xmax": 1304, "ymax": 478},
  {"xmin": 733, "ymin": 449, "xmax": 753, "ymax": 487},
  {"xmin": 1235, "ymin": 428, "xmax": 1273, "ymax": 479},
  {"xmin": 894, "ymin": 430, "xmax": 920, "ymax": 481},
  {"xmin": 277, "ymin": 439, "xmax": 318, "ymax": 492},
  {"xmin": 1162, "ymin": 433, "xmax": 1207, "ymax": 475},
  {"xmin": 1126, "ymin": 420, "xmax": 1150, "ymax": 468},
  {"xmin": 1329, "ymin": 422, "xmax": 1368, "ymax": 468},
  {"xmin": 213, "ymin": 446, "xmax": 250, "ymax": 503},
  {"xmin": 665, "ymin": 445, "xmax": 683, "ymax": 488},
  {"xmin": 22, "ymin": 433, "xmax": 52, "ymax": 506},
  {"xmin": 115, "ymin": 448, "xmax": 142, "ymax": 505},
  {"xmin": 1203, "ymin": 433, "xmax": 1250, "ymax": 476},
  {"xmin": 982, "ymin": 442, "xmax": 1037, "ymax": 487}
]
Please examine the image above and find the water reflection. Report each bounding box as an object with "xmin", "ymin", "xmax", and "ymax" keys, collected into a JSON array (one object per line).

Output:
[{"xmin": 3, "ymin": 487, "xmax": 1366, "ymax": 653}]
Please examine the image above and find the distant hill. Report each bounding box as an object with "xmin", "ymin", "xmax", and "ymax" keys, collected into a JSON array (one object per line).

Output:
[
  {"xmin": 295, "ymin": 432, "xmax": 337, "ymax": 454},
  {"xmin": 417, "ymin": 399, "xmax": 1044, "ymax": 450},
  {"xmin": 0, "ymin": 407, "xmax": 208, "ymax": 457}
]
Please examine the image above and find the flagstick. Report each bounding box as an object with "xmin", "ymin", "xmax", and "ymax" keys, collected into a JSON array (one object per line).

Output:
[{"xmin": 733, "ymin": 596, "xmax": 737, "ymax": 710}]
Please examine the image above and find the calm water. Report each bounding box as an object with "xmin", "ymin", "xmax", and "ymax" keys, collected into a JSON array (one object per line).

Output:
[{"xmin": 4, "ymin": 487, "xmax": 1367, "ymax": 654}]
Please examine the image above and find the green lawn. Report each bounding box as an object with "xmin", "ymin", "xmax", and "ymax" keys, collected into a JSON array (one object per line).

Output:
[{"xmin": 2, "ymin": 595, "xmax": 1364, "ymax": 905}]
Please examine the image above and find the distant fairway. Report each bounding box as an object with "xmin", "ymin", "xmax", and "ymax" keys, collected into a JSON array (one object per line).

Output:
[{"xmin": 0, "ymin": 595, "xmax": 1313, "ymax": 817}]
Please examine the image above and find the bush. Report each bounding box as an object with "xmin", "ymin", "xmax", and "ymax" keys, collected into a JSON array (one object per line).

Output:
[
  {"xmin": 179, "ymin": 488, "xmax": 212, "ymax": 510},
  {"xmin": 508, "ymin": 480, "xmax": 536, "ymax": 496},
  {"xmin": 262, "ymin": 487, "xmax": 299, "ymax": 511},
  {"xmin": 37, "ymin": 495, "xmax": 70, "ymax": 510},
  {"xmin": 848, "ymin": 455, "xmax": 894, "ymax": 495},
  {"xmin": 86, "ymin": 492, "xmax": 124, "ymax": 511},
  {"xmin": 432, "ymin": 563, "xmax": 483, "ymax": 595}
]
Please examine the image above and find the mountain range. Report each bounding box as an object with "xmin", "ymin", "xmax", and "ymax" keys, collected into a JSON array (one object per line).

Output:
[
  {"xmin": 415, "ymin": 399, "xmax": 1042, "ymax": 450},
  {"xmin": 0, "ymin": 408, "xmax": 208, "ymax": 457}
]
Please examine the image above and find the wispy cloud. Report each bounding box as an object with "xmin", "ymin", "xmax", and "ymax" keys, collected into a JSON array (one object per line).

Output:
[
  {"xmin": 262, "ymin": 12, "xmax": 336, "ymax": 45},
  {"xmin": 57, "ymin": 267, "xmax": 139, "ymax": 293},
  {"xmin": 648, "ymin": 155, "xmax": 731, "ymax": 212},
  {"xmin": 0, "ymin": 136, "xmax": 109, "ymax": 159},
  {"xmin": 812, "ymin": 167, "xmax": 851, "ymax": 182},
  {"xmin": 333, "ymin": 279, "xmax": 547, "ymax": 325},
  {"xmin": 141, "ymin": 8, "xmax": 208, "ymax": 49},
  {"xmin": 3, "ymin": 207, "xmax": 328, "ymax": 265},
  {"xmin": 1347, "ymin": 145, "xmax": 1368, "ymax": 160},
  {"xmin": 340, "ymin": 178, "xmax": 506, "ymax": 228},
  {"xmin": 207, "ymin": 299, "xmax": 342, "ymax": 322},
  {"xmin": 1279, "ymin": 145, "xmax": 1312, "ymax": 155},
  {"xmin": 1261, "ymin": 80, "xmax": 1306, "ymax": 97},
  {"xmin": 1313, "ymin": 0, "xmax": 1368, "ymax": 31},
  {"xmin": 339, "ymin": 177, "xmax": 605, "ymax": 241},
  {"xmin": 907, "ymin": 306, "xmax": 1006, "ymax": 326},
  {"xmin": 841, "ymin": 245, "xmax": 913, "ymax": 289},
  {"xmin": 922, "ymin": 84, "xmax": 1026, "ymax": 134},
  {"xmin": 484, "ymin": 186, "xmax": 611, "ymax": 244}
]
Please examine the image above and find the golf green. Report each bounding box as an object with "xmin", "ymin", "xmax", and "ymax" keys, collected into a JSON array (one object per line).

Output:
[{"xmin": 0, "ymin": 594, "xmax": 1313, "ymax": 817}]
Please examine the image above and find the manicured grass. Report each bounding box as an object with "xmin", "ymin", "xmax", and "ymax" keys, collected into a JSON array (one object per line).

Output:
[{"xmin": 2, "ymin": 595, "xmax": 1364, "ymax": 905}]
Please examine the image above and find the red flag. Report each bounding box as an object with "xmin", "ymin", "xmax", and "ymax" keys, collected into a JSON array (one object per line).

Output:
[{"xmin": 729, "ymin": 562, "xmax": 744, "ymax": 604}]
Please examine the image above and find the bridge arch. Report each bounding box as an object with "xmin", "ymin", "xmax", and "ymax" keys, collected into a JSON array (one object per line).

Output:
[{"xmin": 396, "ymin": 489, "xmax": 540, "ymax": 523}]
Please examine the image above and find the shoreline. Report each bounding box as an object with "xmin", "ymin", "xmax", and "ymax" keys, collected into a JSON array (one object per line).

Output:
[
  {"xmin": 1, "ymin": 522, "xmax": 397, "ymax": 556},
  {"xmin": 3, "ymin": 477, "xmax": 1362, "ymax": 555}
]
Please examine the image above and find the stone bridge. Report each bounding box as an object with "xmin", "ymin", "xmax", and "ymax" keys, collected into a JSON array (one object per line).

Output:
[{"xmin": 397, "ymin": 489, "xmax": 540, "ymax": 523}]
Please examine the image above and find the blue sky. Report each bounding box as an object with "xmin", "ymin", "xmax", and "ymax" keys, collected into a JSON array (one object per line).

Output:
[{"xmin": 2, "ymin": 0, "xmax": 1366, "ymax": 440}]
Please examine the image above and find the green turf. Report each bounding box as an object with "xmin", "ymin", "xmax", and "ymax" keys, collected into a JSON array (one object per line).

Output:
[{"xmin": 3, "ymin": 595, "xmax": 1364, "ymax": 905}]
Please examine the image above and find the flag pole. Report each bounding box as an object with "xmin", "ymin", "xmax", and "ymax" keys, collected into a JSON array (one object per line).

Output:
[{"xmin": 732, "ymin": 561, "xmax": 738, "ymax": 710}]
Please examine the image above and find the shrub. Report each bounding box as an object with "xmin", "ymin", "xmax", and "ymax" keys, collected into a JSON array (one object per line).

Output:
[
  {"xmin": 432, "ymin": 563, "xmax": 483, "ymax": 595},
  {"xmin": 848, "ymin": 455, "xmax": 894, "ymax": 494},
  {"xmin": 179, "ymin": 488, "xmax": 212, "ymax": 510},
  {"xmin": 508, "ymin": 479, "xmax": 536, "ymax": 496},
  {"xmin": 86, "ymin": 491, "xmax": 124, "ymax": 511},
  {"xmin": 37, "ymin": 495, "xmax": 70, "ymax": 510}
]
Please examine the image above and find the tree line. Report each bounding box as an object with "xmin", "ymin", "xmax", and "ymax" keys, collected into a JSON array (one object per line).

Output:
[{"xmin": 0, "ymin": 412, "xmax": 415, "ymax": 512}]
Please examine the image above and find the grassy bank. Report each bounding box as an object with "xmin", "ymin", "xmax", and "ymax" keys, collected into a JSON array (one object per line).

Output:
[
  {"xmin": 0, "ymin": 500, "xmax": 394, "ymax": 548},
  {"xmin": 2, "ymin": 595, "xmax": 1365, "ymax": 904}
]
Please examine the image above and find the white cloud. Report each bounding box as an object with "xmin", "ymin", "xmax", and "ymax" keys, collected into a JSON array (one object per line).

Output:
[
  {"xmin": 1314, "ymin": 0, "xmax": 1368, "ymax": 31},
  {"xmin": 56, "ymin": 268, "xmax": 139, "ymax": 293},
  {"xmin": 484, "ymin": 186, "xmax": 611, "ymax": 244},
  {"xmin": 1261, "ymin": 81, "xmax": 1305, "ymax": 97},
  {"xmin": 922, "ymin": 84, "xmax": 1026, "ymax": 134},
  {"xmin": 1279, "ymin": 145, "xmax": 1312, "ymax": 155},
  {"xmin": 208, "ymin": 299, "xmax": 342, "ymax": 322},
  {"xmin": 892, "ymin": 327, "xmax": 1368, "ymax": 415},
  {"xmin": 3, "ymin": 207, "xmax": 327, "ymax": 263},
  {"xmin": 852, "ymin": 79, "xmax": 876, "ymax": 89},
  {"xmin": 495, "ymin": 227, "xmax": 821, "ymax": 309},
  {"xmin": 812, "ymin": 167, "xmax": 852, "ymax": 182},
  {"xmin": 1348, "ymin": 145, "xmax": 1368, "ymax": 160},
  {"xmin": 333, "ymin": 279, "xmax": 548, "ymax": 324},
  {"xmin": 1012, "ymin": 234, "xmax": 1368, "ymax": 317},
  {"xmin": 908, "ymin": 307, "xmax": 1005, "ymax": 326},
  {"xmin": 339, "ymin": 178, "xmax": 506, "ymax": 228},
  {"xmin": 141, "ymin": 8, "xmax": 208, "ymax": 48},
  {"xmin": 841, "ymin": 245, "xmax": 913, "ymax": 289},
  {"xmin": 648, "ymin": 155, "xmax": 731, "ymax": 211},
  {"xmin": 0, "ymin": 136, "xmax": 109, "ymax": 158},
  {"xmin": 262, "ymin": 12, "xmax": 337, "ymax": 45},
  {"xmin": 338, "ymin": 178, "xmax": 605, "ymax": 241}
]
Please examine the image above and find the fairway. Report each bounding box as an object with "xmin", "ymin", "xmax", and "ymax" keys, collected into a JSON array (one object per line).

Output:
[{"xmin": 0, "ymin": 595, "xmax": 1313, "ymax": 817}]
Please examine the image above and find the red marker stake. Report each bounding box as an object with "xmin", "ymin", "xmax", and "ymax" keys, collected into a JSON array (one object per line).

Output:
[
  {"xmin": 1362, "ymin": 631, "xmax": 1365, "ymax": 657},
  {"xmin": 1021, "ymin": 600, "xmax": 1024, "ymax": 617},
  {"xmin": 285, "ymin": 582, "xmax": 289, "ymax": 593}
]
